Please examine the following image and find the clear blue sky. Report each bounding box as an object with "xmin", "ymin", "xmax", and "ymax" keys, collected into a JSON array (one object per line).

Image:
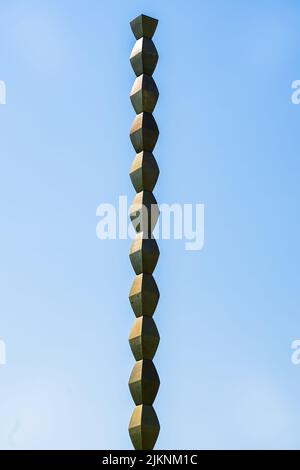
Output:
[{"xmin": 0, "ymin": 0, "xmax": 300, "ymax": 450}]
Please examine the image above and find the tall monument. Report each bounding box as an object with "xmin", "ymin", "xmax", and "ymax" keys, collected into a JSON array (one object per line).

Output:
[{"xmin": 128, "ymin": 14, "xmax": 160, "ymax": 450}]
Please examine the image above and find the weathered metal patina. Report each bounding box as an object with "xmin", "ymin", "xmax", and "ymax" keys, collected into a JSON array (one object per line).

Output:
[{"xmin": 128, "ymin": 14, "xmax": 160, "ymax": 450}]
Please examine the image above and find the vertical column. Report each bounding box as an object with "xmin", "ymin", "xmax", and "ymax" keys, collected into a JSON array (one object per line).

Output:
[{"xmin": 128, "ymin": 14, "xmax": 160, "ymax": 450}]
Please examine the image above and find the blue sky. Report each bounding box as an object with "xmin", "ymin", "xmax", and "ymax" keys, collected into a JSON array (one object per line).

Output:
[{"xmin": 0, "ymin": 0, "xmax": 300, "ymax": 450}]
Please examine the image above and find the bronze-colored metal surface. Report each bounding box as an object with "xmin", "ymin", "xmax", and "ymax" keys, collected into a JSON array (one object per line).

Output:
[
  {"xmin": 128, "ymin": 405, "xmax": 160, "ymax": 450},
  {"xmin": 130, "ymin": 14, "xmax": 158, "ymax": 40},
  {"xmin": 130, "ymin": 112, "xmax": 159, "ymax": 153},
  {"xmin": 129, "ymin": 359, "xmax": 160, "ymax": 405},
  {"xmin": 129, "ymin": 273, "xmax": 160, "ymax": 318},
  {"xmin": 128, "ymin": 14, "xmax": 160, "ymax": 450},
  {"xmin": 129, "ymin": 190, "xmax": 159, "ymax": 234},
  {"xmin": 130, "ymin": 234, "xmax": 160, "ymax": 274},
  {"xmin": 129, "ymin": 316, "xmax": 160, "ymax": 361},
  {"xmin": 130, "ymin": 75, "xmax": 159, "ymax": 114},
  {"xmin": 130, "ymin": 151, "xmax": 159, "ymax": 193},
  {"xmin": 130, "ymin": 38, "xmax": 159, "ymax": 77}
]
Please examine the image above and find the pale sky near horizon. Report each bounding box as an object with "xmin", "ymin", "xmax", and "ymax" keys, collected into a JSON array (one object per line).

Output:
[{"xmin": 0, "ymin": 0, "xmax": 300, "ymax": 450}]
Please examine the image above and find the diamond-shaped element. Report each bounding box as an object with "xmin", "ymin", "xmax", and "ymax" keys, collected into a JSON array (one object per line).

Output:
[
  {"xmin": 130, "ymin": 75, "xmax": 159, "ymax": 114},
  {"xmin": 130, "ymin": 14, "xmax": 158, "ymax": 40},
  {"xmin": 130, "ymin": 38, "xmax": 158, "ymax": 77},
  {"xmin": 130, "ymin": 113, "xmax": 159, "ymax": 153},
  {"xmin": 130, "ymin": 151, "xmax": 159, "ymax": 193},
  {"xmin": 130, "ymin": 233, "xmax": 159, "ymax": 275},
  {"xmin": 129, "ymin": 191, "xmax": 159, "ymax": 234},
  {"xmin": 129, "ymin": 316, "xmax": 160, "ymax": 361},
  {"xmin": 129, "ymin": 273, "xmax": 159, "ymax": 317},
  {"xmin": 129, "ymin": 359, "xmax": 160, "ymax": 405},
  {"xmin": 129, "ymin": 405, "xmax": 160, "ymax": 450}
]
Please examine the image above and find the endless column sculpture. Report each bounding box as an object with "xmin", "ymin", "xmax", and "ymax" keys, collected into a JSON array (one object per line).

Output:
[{"xmin": 128, "ymin": 14, "xmax": 160, "ymax": 450}]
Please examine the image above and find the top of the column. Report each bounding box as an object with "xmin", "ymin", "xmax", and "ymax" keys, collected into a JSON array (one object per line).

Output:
[{"xmin": 130, "ymin": 14, "xmax": 158, "ymax": 40}]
